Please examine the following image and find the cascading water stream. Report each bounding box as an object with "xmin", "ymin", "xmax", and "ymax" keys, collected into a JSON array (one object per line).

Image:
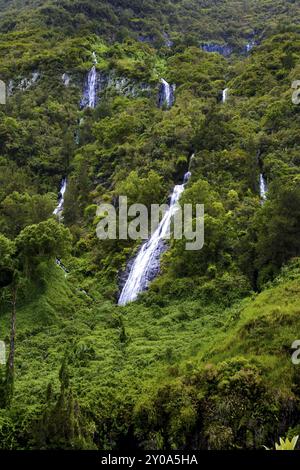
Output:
[
  {"xmin": 53, "ymin": 178, "xmax": 67, "ymax": 219},
  {"xmin": 159, "ymin": 78, "xmax": 175, "ymax": 108},
  {"xmin": 92, "ymin": 51, "xmax": 98, "ymax": 64},
  {"xmin": 118, "ymin": 172, "xmax": 191, "ymax": 306},
  {"xmin": 86, "ymin": 66, "xmax": 97, "ymax": 109},
  {"xmin": 222, "ymin": 88, "xmax": 229, "ymax": 103},
  {"xmin": 259, "ymin": 173, "xmax": 267, "ymax": 201},
  {"xmin": 245, "ymin": 41, "xmax": 255, "ymax": 53},
  {"xmin": 53, "ymin": 179, "xmax": 68, "ymax": 273},
  {"xmin": 55, "ymin": 55, "xmax": 98, "ymax": 273},
  {"xmin": 81, "ymin": 53, "xmax": 98, "ymax": 109},
  {"xmin": 79, "ymin": 52, "xmax": 99, "ymax": 139},
  {"xmin": 62, "ymin": 73, "xmax": 70, "ymax": 87}
]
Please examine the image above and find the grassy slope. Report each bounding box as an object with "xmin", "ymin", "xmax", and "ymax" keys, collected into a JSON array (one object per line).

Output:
[{"xmin": 1, "ymin": 259, "xmax": 298, "ymax": 417}]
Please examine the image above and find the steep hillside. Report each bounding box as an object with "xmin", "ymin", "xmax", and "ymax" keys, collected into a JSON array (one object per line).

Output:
[
  {"xmin": 0, "ymin": 0, "xmax": 300, "ymax": 451},
  {"xmin": 1, "ymin": 255, "xmax": 300, "ymax": 449},
  {"xmin": 0, "ymin": 0, "xmax": 300, "ymax": 47}
]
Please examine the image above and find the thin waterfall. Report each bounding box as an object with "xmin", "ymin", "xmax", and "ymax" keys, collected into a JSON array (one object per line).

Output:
[
  {"xmin": 158, "ymin": 78, "xmax": 175, "ymax": 108},
  {"xmin": 56, "ymin": 258, "xmax": 68, "ymax": 276},
  {"xmin": 190, "ymin": 153, "xmax": 195, "ymax": 166},
  {"xmin": 62, "ymin": 73, "xmax": 70, "ymax": 87},
  {"xmin": 81, "ymin": 53, "xmax": 98, "ymax": 109},
  {"xmin": 118, "ymin": 172, "xmax": 191, "ymax": 306},
  {"xmin": 259, "ymin": 173, "xmax": 267, "ymax": 201},
  {"xmin": 245, "ymin": 41, "xmax": 255, "ymax": 53},
  {"xmin": 54, "ymin": 180, "xmax": 68, "ymax": 272},
  {"xmin": 53, "ymin": 178, "xmax": 67, "ymax": 219},
  {"xmin": 222, "ymin": 88, "xmax": 229, "ymax": 103},
  {"xmin": 92, "ymin": 51, "xmax": 98, "ymax": 64},
  {"xmin": 86, "ymin": 66, "xmax": 98, "ymax": 108}
]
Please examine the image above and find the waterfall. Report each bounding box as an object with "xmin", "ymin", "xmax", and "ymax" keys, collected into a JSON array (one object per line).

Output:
[
  {"xmin": 92, "ymin": 52, "xmax": 98, "ymax": 64},
  {"xmin": 87, "ymin": 66, "xmax": 97, "ymax": 109},
  {"xmin": 259, "ymin": 174, "xmax": 267, "ymax": 201},
  {"xmin": 158, "ymin": 78, "xmax": 175, "ymax": 108},
  {"xmin": 19, "ymin": 72, "xmax": 40, "ymax": 91},
  {"xmin": 53, "ymin": 178, "xmax": 67, "ymax": 219},
  {"xmin": 222, "ymin": 88, "xmax": 229, "ymax": 103},
  {"xmin": 81, "ymin": 66, "xmax": 98, "ymax": 109},
  {"xmin": 80, "ymin": 52, "xmax": 99, "ymax": 109},
  {"xmin": 56, "ymin": 258, "xmax": 68, "ymax": 276},
  {"xmin": 62, "ymin": 73, "xmax": 70, "ymax": 87},
  {"xmin": 118, "ymin": 172, "xmax": 191, "ymax": 306},
  {"xmin": 245, "ymin": 41, "xmax": 255, "ymax": 53},
  {"xmin": 0, "ymin": 341, "xmax": 5, "ymax": 365},
  {"xmin": 189, "ymin": 153, "xmax": 195, "ymax": 166},
  {"xmin": 163, "ymin": 32, "xmax": 173, "ymax": 48}
]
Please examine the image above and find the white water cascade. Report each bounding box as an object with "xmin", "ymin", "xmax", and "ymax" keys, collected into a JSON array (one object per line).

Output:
[
  {"xmin": 245, "ymin": 41, "xmax": 255, "ymax": 53},
  {"xmin": 118, "ymin": 172, "xmax": 191, "ymax": 306},
  {"xmin": 53, "ymin": 178, "xmax": 67, "ymax": 219},
  {"xmin": 62, "ymin": 73, "xmax": 70, "ymax": 87},
  {"xmin": 81, "ymin": 53, "xmax": 99, "ymax": 109},
  {"xmin": 259, "ymin": 173, "xmax": 267, "ymax": 201},
  {"xmin": 222, "ymin": 88, "xmax": 229, "ymax": 103},
  {"xmin": 86, "ymin": 66, "xmax": 98, "ymax": 108},
  {"xmin": 92, "ymin": 51, "xmax": 98, "ymax": 64},
  {"xmin": 56, "ymin": 258, "xmax": 68, "ymax": 276},
  {"xmin": 159, "ymin": 78, "xmax": 175, "ymax": 108}
]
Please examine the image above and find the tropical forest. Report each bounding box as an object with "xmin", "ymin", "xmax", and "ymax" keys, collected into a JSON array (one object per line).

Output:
[{"xmin": 0, "ymin": 0, "xmax": 300, "ymax": 453}]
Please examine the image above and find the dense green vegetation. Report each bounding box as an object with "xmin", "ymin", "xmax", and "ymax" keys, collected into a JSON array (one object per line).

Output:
[
  {"xmin": 0, "ymin": 0, "xmax": 300, "ymax": 450},
  {"xmin": 1, "ymin": 0, "xmax": 300, "ymax": 49}
]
